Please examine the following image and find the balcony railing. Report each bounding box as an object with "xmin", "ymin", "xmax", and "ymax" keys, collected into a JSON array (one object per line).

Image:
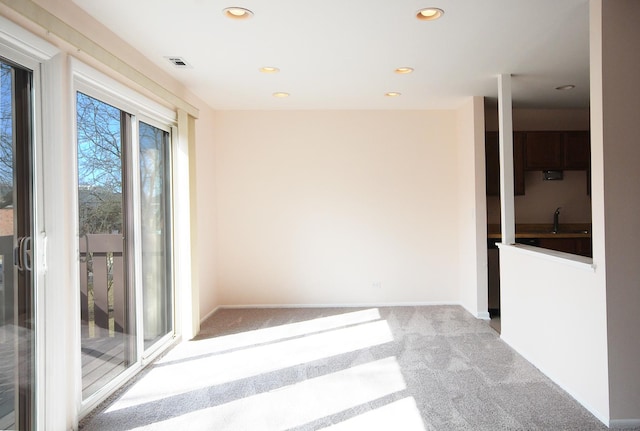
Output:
[{"xmin": 78, "ymin": 234, "xmax": 131, "ymax": 398}]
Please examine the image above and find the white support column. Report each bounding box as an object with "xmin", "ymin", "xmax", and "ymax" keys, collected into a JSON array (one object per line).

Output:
[
  {"xmin": 41, "ymin": 51, "xmax": 76, "ymax": 431},
  {"xmin": 175, "ymin": 109, "xmax": 199, "ymax": 340},
  {"xmin": 498, "ymin": 74, "xmax": 515, "ymax": 244}
]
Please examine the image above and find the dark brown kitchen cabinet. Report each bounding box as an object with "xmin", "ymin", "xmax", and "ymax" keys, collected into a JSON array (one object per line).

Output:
[
  {"xmin": 564, "ymin": 131, "xmax": 590, "ymax": 170},
  {"xmin": 524, "ymin": 131, "xmax": 590, "ymax": 171},
  {"xmin": 513, "ymin": 132, "xmax": 525, "ymax": 194},
  {"xmin": 485, "ymin": 131, "xmax": 525, "ymax": 196},
  {"xmin": 524, "ymin": 132, "xmax": 564, "ymax": 170}
]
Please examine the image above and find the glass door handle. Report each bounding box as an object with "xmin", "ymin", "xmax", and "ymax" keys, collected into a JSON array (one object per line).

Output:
[
  {"xmin": 13, "ymin": 236, "xmax": 32, "ymax": 272},
  {"xmin": 23, "ymin": 236, "xmax": 32, "ymax": 271}
]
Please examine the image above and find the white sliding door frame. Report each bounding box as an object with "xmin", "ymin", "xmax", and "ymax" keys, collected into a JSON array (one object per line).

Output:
[
  {"xmin": 0, "ymin": 14, "xmax": 61, "ymax": 431},
  {"xmin": 70, "ymin": 58, "xmax": 179, "ymax": 418}
]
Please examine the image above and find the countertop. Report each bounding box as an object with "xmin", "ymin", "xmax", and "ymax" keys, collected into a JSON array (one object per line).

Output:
[{"xmin": 487, "ymin": 223, "xmax": 592, "ymax": 239}]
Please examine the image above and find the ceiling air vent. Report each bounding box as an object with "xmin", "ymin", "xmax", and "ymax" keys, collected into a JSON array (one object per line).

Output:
[{"xmin": 165, "ymin": 57, "xmax": 192, "ymax": 68}]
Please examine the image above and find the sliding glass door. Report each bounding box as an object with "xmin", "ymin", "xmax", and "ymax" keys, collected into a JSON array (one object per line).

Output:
[
  {"xmin": 76, "ymin": 87, "xmax": 174, "ymax": 402},
  {"xmin": 139, "ymin": 122, "xmax": 172, "ymax": 349},
  {"xmin": 0, "ymin": 59, "xmax": 36, "ymax": 430},
  {"xmin": 76, "ymin": 92, "xmax": 135, "ymax": 399}
]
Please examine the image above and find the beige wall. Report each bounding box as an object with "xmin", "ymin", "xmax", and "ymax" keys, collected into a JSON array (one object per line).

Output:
[
  {"xmin": 213, "ymin": 110, "xmax": 463, "ymax": 306},
  {"xmin": 596, "ymin": 0, "xmax": 640, "ymax": 421}
]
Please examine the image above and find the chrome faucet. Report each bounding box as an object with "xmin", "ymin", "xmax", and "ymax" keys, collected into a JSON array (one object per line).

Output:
[{"xmin": 553, "ymin": 207, "xmax": 561, "ymax": 233}]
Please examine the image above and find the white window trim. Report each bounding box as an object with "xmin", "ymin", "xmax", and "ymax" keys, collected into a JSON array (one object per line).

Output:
[
  {"xmin": 71, "ymin": 57, "xmax": 176, "ymax": 125},
  {"xmin": 0, "ymin": 15, "xmax": 59, "ymax": 62}
]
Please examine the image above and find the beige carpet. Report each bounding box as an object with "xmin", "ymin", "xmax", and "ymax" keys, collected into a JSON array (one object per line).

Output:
[{"xmin": 80, "ymin": 306, "xmax": 625, "ymax": 430}]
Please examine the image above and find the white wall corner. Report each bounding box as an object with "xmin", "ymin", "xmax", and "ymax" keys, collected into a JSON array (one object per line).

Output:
[
  {"xmin": 456, "ymin": 96, "xmax": 488, "ymax": 318},
  {"xmin": 200, "ymin": 306, "xmax": 220, "ymax": 324},
  {"xmin": 472, "ymin": 96, "xmax": 488, "ymax": 316}
]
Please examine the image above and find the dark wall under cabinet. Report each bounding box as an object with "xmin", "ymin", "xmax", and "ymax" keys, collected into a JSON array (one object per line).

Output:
[{"xmin": 537, "ymin": 237, "xmax": 592, "ymax": 257}]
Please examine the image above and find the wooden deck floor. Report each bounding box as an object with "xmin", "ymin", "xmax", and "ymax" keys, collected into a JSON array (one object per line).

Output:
[
  {"xmin": 0, "ymin": 323, "xmax": 22, "ymax": 430},
  {"xmin": 0, "ymin": 410, "xmax": 14, "ymax": 430},
  {"xmin": 0, "ymin": 321, "xmax": 133, "ymax": 422},
  {"xmin": 81, "ymin": 322, "xmax": 133, "ymax": 399}
]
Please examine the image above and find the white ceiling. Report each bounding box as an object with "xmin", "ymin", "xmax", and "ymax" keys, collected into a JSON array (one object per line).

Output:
[{"xmin": 72, "ymin": 0, "xmax": 590, "ymax": 110}]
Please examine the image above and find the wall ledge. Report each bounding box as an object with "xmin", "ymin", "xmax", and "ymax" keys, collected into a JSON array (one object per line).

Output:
[{"xmin": 497, "ymin": 243, "xmax": 596, "ymax": 271}]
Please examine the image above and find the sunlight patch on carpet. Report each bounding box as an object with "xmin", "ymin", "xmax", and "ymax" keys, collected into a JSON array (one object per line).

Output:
[
  {"xmin": 319, "ymin": 397, "xmax": 426, "ymax": 431},
  {"xmin": 128, "ymin": 357, "xmax": 407, "ymax": 430},
  {"xmin": 162, "ymin": 308, "xmax": 382, "ymax": 361},
  {"xmin": 106, "ymin": 318, "xmax": 393, "ymax": 411}
]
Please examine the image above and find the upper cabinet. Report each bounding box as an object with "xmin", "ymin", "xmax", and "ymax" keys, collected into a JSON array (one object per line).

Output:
[
  {"xmin": 485, "ymin": 131, "xmax": 525, "ymax": 196},
  {"xmin": 524, "ymin": 131, "xmax": 590, "ymax": 171},
  {"xmin": 486, "ymin": 130, "xmax": 590, "ymax": 196},
  {"xmin": 563, "ymin": 131, "xmax": 591, "ymax": 170}
]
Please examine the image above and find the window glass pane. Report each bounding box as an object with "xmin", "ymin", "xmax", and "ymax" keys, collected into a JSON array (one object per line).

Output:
[
  {"xmin": 0, "ymin": 58, "xmax": 36, "ymax": 431},
  {"xmin": 139, "ymin": 122, "xmax": 172, "ymax": 349},
  {"xmin": 77, "ymin": 91, "xmax": 135, "ymax": 400}
]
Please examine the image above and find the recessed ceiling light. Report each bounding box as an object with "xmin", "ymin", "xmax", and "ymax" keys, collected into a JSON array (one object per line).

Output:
[
  {"xmin": 260, "ymin": 67, "xmax": 280, "ymax": 73},
  {"xmin": 555, "ymin": 84, "xmax": 576, "ymax": 91},
  {"xmin": 385, "ymin": 92, "xmax": 401, "ymax": 97},
  {"xmin": 416, "ymin": 8, "xmax": 444, "ymax": 21},
  {"xmin": 223, "ymin": 7, "xmax": 253, "ymax": 19},
  {"xmin": 395, "ymin": 67, "xmax": 414, "ymax": 74},
  {"xmin": 273, "ymin": 92, "xmax": 289, "ymax": 98}
]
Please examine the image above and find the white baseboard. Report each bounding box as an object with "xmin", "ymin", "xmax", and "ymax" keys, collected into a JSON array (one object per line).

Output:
[
  {"xmin": 609, "ymin": 419, "xmax": 640, "ymax": 429},
  {"xmin": 199, "ymin": 306, "xmax": 220, "ymax": 324},
  {"xmin": 476, "ymin": 311, "xmax": 491, "ymax": 320},
  {"xmin": 216, "ymin": 301, "xmax": 460, "ymax": 309},
  {"xmin": 459, "ymin": 303, "xmax": 491, "ymax": 320},
  {"xmin": 200, "ymin": 302, "xmax": 493, "ymax": 323}
]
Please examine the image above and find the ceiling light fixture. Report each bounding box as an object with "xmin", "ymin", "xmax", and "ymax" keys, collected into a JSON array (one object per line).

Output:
[
  {"xmin": 223, "ymin": 7, "xmax": 254, "ymax": 19},
  {"xmin": 416, "ymin": 8, "xmax": 444, "ymax": 21},
  {"xmin": 273, "ymin": 92, "xmax": 290, "ymax": 98},
  {"xmin": 395, "ymin": 67, "xmax": 414, "ymax": 74},
  {"xmin": 385, "ymin": 92, "xmax": 401, "ymax": 97},
  {"xmin": 260, "ymin": 67, "xmax": 280, "ymax": 73},
  {"xmin": 555, "ymin": 84, "xmax": 576, "ymax": 91}
]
